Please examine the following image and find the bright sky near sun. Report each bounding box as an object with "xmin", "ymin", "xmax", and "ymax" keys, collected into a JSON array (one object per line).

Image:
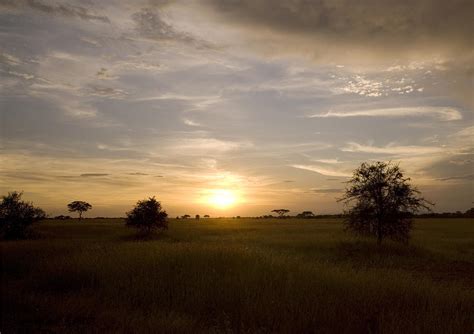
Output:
[{"xmin": 0, "ymin": 0, "xmax": 472, "ymax": 216}]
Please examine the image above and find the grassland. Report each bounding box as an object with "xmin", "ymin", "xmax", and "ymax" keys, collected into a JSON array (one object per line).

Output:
[{"xmin": 1, "ymin": 218, "xmax": 473, "ymax": 333}]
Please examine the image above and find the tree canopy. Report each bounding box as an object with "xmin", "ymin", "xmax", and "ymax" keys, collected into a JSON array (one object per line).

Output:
[
  {"xmin": 67, "ymin": 201, "xmax": 92, "ymax": 220},
  {"xmin": 272, "ymin": 209, "xmax": 290, "ymax": 218},
  {"xmin": 339, "ymin": 161, "xmax": 432, "ymax": 244},
  {"xmin": 125, "ymin": 197, "xmax": 168, "ymax": 235}
]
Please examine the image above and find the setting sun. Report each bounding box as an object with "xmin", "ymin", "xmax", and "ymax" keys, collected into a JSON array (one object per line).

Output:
[{"xmin": 207, "ymin": 189, "xmax": 237, "ymax": 209}]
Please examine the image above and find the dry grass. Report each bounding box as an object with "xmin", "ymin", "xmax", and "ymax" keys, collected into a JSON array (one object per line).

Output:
[{"xmin": 1, "ymin": 218, "xmax": 473, "ymax": 333}]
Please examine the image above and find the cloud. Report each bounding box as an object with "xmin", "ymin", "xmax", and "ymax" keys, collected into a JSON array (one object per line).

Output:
[
  {"xmin": 308, "ymin": 107, "xmax": 462, "ymax": 121},
  {"xmin": 1, "ymin": 53, "xmax": 22, "ymax": 66},
  {"xmin": 172, "ymin": 138, "xmax": 253, "ymax": 154},
  {"xmin": 341, "ymin": 142, "xmax": 444, "ymax": 155},
  {"xmin": 201, "ymin": 0, "xmax": 473, "ymax": 107},
  {"xmin": 311, "ymin": 188, "xmax": 344, "ymax": 194},
  {"xmin": 131, "ymin": 7, "xmax": 211, "ymax": 48},
  {"xmin": 86, "ymin": 86, "xmax": 128, "ymax": 99},
  {"xmin": 183, "ymin": 118, "xmax": 201, "ymax": 127},
  {"xmin": 1, "ymin": 0, "xmax": 110, "ymax": 23},
  {"xmin": 202, "ymin": 0, "xmax": 473, "ymax": 61},
  {"xmin": 80, "ymin": 173, "xmax": 110, "ymax": 177},
  {"xmin": 437, "ymin": 174, "xmax": 474, "ymax": 181},
  {"xmin": 291, "ymin": 165, "xmax": 351, "ymax": 177},
  {"xmin": 313, "ymin": 159, "xmax": 341, "ymax": 164}
]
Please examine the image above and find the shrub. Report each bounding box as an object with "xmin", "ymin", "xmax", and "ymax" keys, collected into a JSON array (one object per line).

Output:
[
  {"xmin": 0, "ymin": 191, "xmax": 46, "ymax": 239},
  {"xmin": 125, "ymin": 197, "xmax": 168, "ymax": 235}
]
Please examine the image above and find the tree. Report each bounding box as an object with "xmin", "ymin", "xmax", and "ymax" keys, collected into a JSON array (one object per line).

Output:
[
  {"xmin": 339, "ymin": 161, "xmax": 432, "ymax": 244},
  {"xmin": 0, "ymin": 191, "xmax": 46, "ymax": 239},
  {"xmin": 181, "ymin": 214, "xmax": 190, "ymax": 219},
  {"xmin": 271, "ymin": 209, "xmax": 290, "ymax": 218},
  {"xmin": 67, "ymin": 201, "xmax": 92, "ymax": 221},
  {"xmin": 465, "ymin": 208, "xmax": 474, "ymax": 218},
  {"xmin": 125, "ymin": 197, "xmax": 168, "ymax": 235},
  {"xmin": 296, "ymin": 211, "xmax": 315, "ymax": 218},
  {"xmin": 195, "ymin": 214, "xmax": 200, "ymax": 220},
  {"xmin": 204, "ymin": 215, "xmax": 210, "ymax": 218}
]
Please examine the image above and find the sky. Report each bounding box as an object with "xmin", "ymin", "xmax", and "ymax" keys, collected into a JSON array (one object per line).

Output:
[{"xmin": 0, "ymin": 0, "xmax": 473, "ymax": 217}]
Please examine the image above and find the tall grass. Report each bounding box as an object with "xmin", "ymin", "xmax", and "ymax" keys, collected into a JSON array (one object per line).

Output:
[{"xmin": 2, "ymin": 218, "xmax": 473, "ymax": 333}]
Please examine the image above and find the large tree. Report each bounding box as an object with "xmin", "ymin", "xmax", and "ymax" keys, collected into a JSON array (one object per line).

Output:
[
  {"xmin": 339, "ymin": 161, "xmax": 432, "ymax": 244},
  {"xmin": 125, "ymin": 197, "xmax": 168, "ymax": 235},
  {"xmin": 67, "ymin": 201, "xmax": 92, "ymax": 221},
  {"xmin": 0, "ymin": 191, "xmax": 46, "ymax": 239}
]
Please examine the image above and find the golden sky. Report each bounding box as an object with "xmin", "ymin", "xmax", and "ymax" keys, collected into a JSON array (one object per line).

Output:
[{"xmin": 1, "ymin": 0, "xmax": 473, "ymax": 216}]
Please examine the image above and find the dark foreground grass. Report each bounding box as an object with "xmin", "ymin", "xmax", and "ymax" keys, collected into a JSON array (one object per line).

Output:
[{"xmin": 1, "ymin": 218, "xmax": 473, "ymax": 333}]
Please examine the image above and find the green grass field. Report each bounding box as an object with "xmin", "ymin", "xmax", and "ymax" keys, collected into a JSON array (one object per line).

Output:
[{"xmin": 2, "ymin": 218, "xmax": 473, "ymax": 333}]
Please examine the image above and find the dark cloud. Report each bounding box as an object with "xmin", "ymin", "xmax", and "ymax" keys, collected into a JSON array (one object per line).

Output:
[
  {"xmin": 127, "ymin": 172, "xmax": 149, "ymax": 176},
  {"xmin": 1, "ymin": 0, "xmax": 110, "ymax": 23},
  {"xmin": 203, "ymin": 0, "xmax": 473, "ymax": 60},
  {"xmin": 132, "ymin": 8, "xmax": 194, "ymax": 43},
  {"xmin": 131, "ymin": 7, "xmax": 213, "ymax": 49},
  {"xmin": 80, "ymin": 173, "xmax": 110, "ymax": 177}
]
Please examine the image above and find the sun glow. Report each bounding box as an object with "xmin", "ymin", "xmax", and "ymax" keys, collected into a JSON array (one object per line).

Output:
[{"xmin": 207, "ymin": 189, "xmax": 237, "ymax": 209}]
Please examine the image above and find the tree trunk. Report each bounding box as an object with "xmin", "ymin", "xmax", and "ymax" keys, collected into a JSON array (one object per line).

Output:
[{"xmin": 79, "ymin": 211, "xmax": 82, "ymax": 221}]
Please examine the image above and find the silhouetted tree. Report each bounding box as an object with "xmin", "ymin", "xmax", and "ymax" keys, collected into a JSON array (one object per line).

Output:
[
  {"xmin": 204, "ymin": 215, "xmax": 210, "ymax": 218},
  {"xmin": 67, "ymin": 201, "xmax": 92, "ymax": 221},
  {"xmin": 339, "ymin": 161, "xmax": 432, "ymax": 244},
  {"xmin": 195, "ymin": 214, "xmax": 200, "ymax": 220},
  {"xmin": 272, "ymin": 209, "xmax": 290, "ymax": 218},
  {"xmin": 125, "ymin": 197, "xmax": 168, "ymax": 235},
  {"xmin": 0, "ymin": 192, "xmax": 46, "ymax": 239},
  {"xmin": 464, "ymin": 208, "xmax": 474, "ymax": 218},
  {"xmin": 54, "ymin": 215, "xmax": 71, "ymax": 220},
  {"xmin": 181, "ymin": 214, "xmax": 190, "ymax": 219},
  {"xmin": 296, "ymin": 211, "xmax": 315, "ymax": 218}
]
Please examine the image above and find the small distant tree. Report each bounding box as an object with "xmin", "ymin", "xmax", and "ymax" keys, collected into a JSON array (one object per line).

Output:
[
  {"xmin": 272, "ymin": 209, "xmax": 290, "ymax": 218},
  {"xmin": 125, "ymin": 197, "xmax": 168, "ymax": 235},
  {"xmin": 0, "ymin": 191, "xmax": 46, "ymax": 239},
  {"xmin": 67, "ymin": 201, "xmax": 92, "ymax": 221},
  {"xmin": 204, "ymin": 215, "xmax": 210, "ymax": 218},
  {"xmin": 296, "ymin": 211, "xmax": 315, "ymax": 218},
  {"xmin": 195, "ymin": 214, "xmax": 200, "ymax": 220},
  {"xmin": 465, "ymin": 208, "xmax": 474, "ymax": 218},
  {"xmin": 181, "ymin": 214, "xmax": 190, "ymax": 219},
  {"xmin": 339, "ymin": 161, "xmax": 432, "ymax": 244}
]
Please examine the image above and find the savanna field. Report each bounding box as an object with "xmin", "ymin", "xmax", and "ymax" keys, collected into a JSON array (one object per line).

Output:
[{"xmin": 1, "ymin": 218, "xmax": 473, "ymax": 333}]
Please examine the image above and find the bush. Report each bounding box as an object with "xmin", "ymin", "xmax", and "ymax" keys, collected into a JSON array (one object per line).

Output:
[
  {"xmin": 0, "ymin": 192, "xmax": 46, "ymax": 239},
  {"xmin": 125, "ymin": 197, "xmax": 168, "ymax": 235}
]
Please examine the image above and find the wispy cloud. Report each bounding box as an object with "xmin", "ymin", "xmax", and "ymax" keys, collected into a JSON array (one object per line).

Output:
[
  {"xmin": 437, "ymin": 174, "xmax": 474, "ymax": 181},
  {"xmin": 341, "ymin": 142, "xmax": 444, "ymax": 155},
  {"xmin": 308, "ymin": 107, "xmax": 462, "ymax": 121},
  {"xmin": 291, "ymin": 165, "xmax": 351, "ymax": 177},
  {"xmin": 183, "ymin": 118, "xmax": 201, "ymax": 127},
  {"xmin": 171, "ymin": 138, "xmax": 253, "ymax": 154},
  {"xmin": 311, "ymin": 188, "xmax": 344, "ymax": 194}
]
